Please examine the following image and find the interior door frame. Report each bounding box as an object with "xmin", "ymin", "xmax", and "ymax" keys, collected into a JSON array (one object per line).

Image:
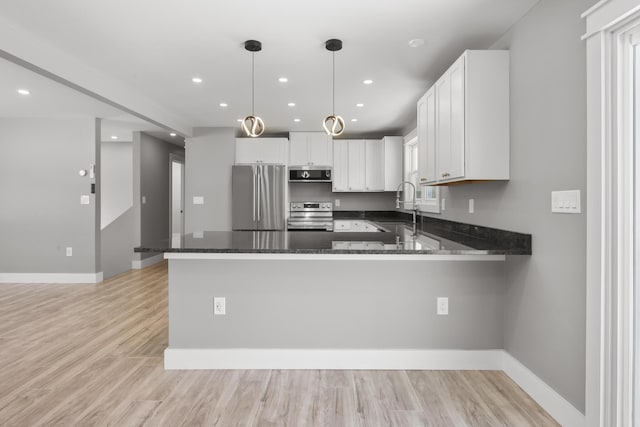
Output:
[
  {"xmin": 169, "ymin": 153, "xmax": 185, "ymax": 242},
  {"xmin": 584, "ymin": 2, "xmax": 640, "ymax": 425}
]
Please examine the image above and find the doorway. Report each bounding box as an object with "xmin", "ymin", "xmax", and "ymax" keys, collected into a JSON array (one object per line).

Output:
[{"xmin": 170, "ymin": 154, "xmax": 185, "ymax": 247}]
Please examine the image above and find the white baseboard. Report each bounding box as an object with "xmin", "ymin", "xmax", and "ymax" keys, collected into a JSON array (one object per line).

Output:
[
  {"xmin": 164, "ymin": 348, "xmax": 504, "ymax": 370},
  {"xmin": 501, "ymin": 351, "xmax": 585, "ymax": 427},
  {"xmin": 132, "ymin": 253, "xmax": 163, "ymax": 269},
  {"xmin": 164, "ymin": 348, "xmax": 584, "ymax": 426},
  {"xmin": 0, "ymin": 271, "xmax": 103, "ymax": 284}
]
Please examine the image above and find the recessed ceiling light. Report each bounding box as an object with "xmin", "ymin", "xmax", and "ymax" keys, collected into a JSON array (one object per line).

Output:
[
  {"xmin": 17, "ymin": 89, "xmax": 30, "ymax": 95},
  {"xmin": 288, "ymin": 102, "xmax": 296, "ymax": 107},
  {"xmin": 192, "ymin": 77, "xmax": 203, "ymax": 83},
  {"xmin": 170, "ymin": 133, "xmax": 177, "ymax": 137},
  {"xmin": 219, "ymin": 103, "xmax": 228, "ymax": 107},
  {"xmin": 111, "ymin": 135, "xmax": 118, "ymax": 140},
  {"xmin": 356, "ymin": 103, "xmax": 364, "ymax": 107},
  {"xmin": 351, "ymin": 119, "xmax": 358, "ymax": 122},
  {"xmin": 363, "ymin": 79, "xmax": 373, "ymax": 85},
  {"xmin": 408, "ymin": 38, "xmax": 425, "ymax": 48},
  {"xmin": 278, "ymin": 77, "xmax": 288, "ymax": 83},
  {"xmin": 294, "ymin": 118, "xmax": 301, "ymax": 122}
]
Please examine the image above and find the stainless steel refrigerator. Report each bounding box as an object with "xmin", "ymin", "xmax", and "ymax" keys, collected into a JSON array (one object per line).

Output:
[{"xmin": 232, "ymin": 164, "xmax": 285, "ymax": 230}]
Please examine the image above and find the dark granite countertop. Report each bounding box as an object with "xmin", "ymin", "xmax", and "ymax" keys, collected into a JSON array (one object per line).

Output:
[{"xmin": 135, "ymin": 212, "xmax": 531, "ymax": 256}]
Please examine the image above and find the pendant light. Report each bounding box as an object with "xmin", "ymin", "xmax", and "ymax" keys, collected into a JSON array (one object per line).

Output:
[
  {"xmin": 323, "ymin": 39, "xmax": 345, "ymax": 137},
  {"xmin": 241, "ymin": 40, "xmax": 265, "ymax": 137}
]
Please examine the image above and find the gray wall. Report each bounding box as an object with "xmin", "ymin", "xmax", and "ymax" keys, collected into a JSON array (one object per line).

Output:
[
  {"xmin": 101, "ymin": 141, "xmax": 132, "ymax": 229},
  {"xmin": 289, "ymin": 183, "xmax": 397, "ymax": 211},
  {"xmin": 133, "ymin": 132, "xmax": 184, "ymax": 260},
  {"xmin": 0, "ymin": 118, "xmax": 101, "ymax": 274},
  {"xmin": 100, "ymin": 207, "xmax": 134, "ymax": 279},
  {"xmin": 184, "ymin": 127, "xmax": 235, "ymax": 233},
  {"xmin": 424, "ymin": 0, "xmax": 587, "ymax": 411},
  {"xmin": 100, "ymin": 140, "xmax": 134, "ymax": 278},
  {"xmin": 169, "ymin": 259, "xmax": 506, "ymax": 349}
]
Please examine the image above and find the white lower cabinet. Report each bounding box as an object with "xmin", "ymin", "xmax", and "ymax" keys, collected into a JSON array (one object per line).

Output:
[{"xmin": 333, "ymin": 220, "xmax": 382, "ymax": 232}]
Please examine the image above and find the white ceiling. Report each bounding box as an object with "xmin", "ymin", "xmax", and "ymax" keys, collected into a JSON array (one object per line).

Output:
[
  {"xmin": 0, "ymin": 57, "xmax": 183, "ymax": 144},
  {"xmin": 0, "ymin": 0, "xmax": 538, "ymax": 137}
]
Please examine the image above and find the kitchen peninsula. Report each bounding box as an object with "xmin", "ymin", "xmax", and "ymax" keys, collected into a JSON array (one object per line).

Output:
[{"xmin": 136, "ymin": 215, "xmax": 531, "ymax": 370}]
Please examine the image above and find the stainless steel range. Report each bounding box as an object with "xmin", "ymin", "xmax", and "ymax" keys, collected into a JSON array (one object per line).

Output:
[{"xmin": 287, "ymin": 201, "xmax": 333, "ymax": 231}]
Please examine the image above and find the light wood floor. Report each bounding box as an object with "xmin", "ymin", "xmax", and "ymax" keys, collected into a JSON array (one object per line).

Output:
[{"xmin": 0, "ymin": 262, "xmax": 559, "ymax": 426}]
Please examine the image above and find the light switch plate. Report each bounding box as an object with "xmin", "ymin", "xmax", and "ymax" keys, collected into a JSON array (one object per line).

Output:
[
  {"xmin": 214, "ymin": 297, "xmax": 226, "ymax": 316},
  {"xmin": 469, "ymin": 199, "xmax": 474, "ymax": 213},
  {"xmin": 552, "ymin": 190, "xmax": 581, "ymax": 214},
  {"xmin": 437, "ymin": 297, "xmax": 449, "ymax": 315},
  {"xmin": 193, "ymin": 196, "xmax": 204, "ymax": 205},
  {"xmin": 80, "ymin": 195, "xmax": 90, "ymax": 205}
]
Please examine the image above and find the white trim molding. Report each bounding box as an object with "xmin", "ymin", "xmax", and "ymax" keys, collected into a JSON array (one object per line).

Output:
[
  {"xmin": 164, "ymin": 348, "xmax": 503, "ymax": 371},
  {"xmin": 584, "ymin": 2, "xmax": 640, "ymax": 426},
  {"xmin": 132, "ymin": 253, "xmax": 164, "ymax": 269},
  {"xmin": 501, "ymin": 352, "xmax": 586, "ymax": 427},
  {"xmin": 163, "ymin": 252, "xmax": 506, "ymax": 262},
  {"xmin": 0, "ymin": 272, "xmax": 103, "ymax": 284},
  {"xmin": 164, "ymin": 348, "xmax": 583, "ymax": 426}
]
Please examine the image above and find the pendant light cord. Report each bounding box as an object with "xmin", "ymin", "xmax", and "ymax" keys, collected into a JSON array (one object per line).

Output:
[
  {"xmin": 251, "ymin": 52, "xmax": 255, "ymax": 116},
  {"xmin": 332, "ymin": 51, "xmax": 336, "ymax": 115}
]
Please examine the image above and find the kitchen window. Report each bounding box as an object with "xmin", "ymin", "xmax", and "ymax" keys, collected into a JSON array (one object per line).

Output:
[{"xmin": 403, "ymin": 134, "xmax": 439, "ymax": 213}]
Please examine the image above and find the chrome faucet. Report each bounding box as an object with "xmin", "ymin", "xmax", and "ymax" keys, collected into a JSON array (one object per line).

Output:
[{"xmin": 395, "ymin": 181, "xmax": 418, "ymax": 237}]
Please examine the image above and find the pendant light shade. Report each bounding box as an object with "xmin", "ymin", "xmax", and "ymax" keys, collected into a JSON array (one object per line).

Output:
[
  {"xmin": 242, "ymin": 40, "xmax": 265, "ymax": 137},
  {"xmin": 323, "ymin": 39, "xmax": 345, "ymax": 137}
]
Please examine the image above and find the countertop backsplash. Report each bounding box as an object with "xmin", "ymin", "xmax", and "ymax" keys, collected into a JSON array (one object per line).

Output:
[{"xmin": 288, "ymin": 182, "xmax": 397, "ymax": 211}]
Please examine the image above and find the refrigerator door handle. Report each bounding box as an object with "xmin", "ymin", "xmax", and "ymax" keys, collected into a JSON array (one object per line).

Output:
[
  {"xmin": 252, "ymin": 166, "xmax": 257, "ymax": 222},
  {"xmin": 257, "ymin": 166, "xmax": 262, "ymax": 222}
]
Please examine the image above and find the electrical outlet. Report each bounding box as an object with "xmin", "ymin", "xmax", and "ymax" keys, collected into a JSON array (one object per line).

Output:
[
  {"xmin": 214, "ymin": 297, "xmax": 226, "ymax": 316},
  {"xmin": 80, "ymin": 195, "xmax": 90, "ymax": 205},
  {"xmin": 441, "ymin": 198, "xmax": 446, "ymax": 211},
  {"xmin": 142, "ymin": 195, "xmax": 147, "ymax": 204},
  {"xmin": 66, "ymin": 247, "xmax": 73, "ymax": 257},
  {"xmin": 469, "ymin": 199, "xmax": 474, "ymax": 213},
  {"xmin": 193, "ymin": 196, "xmax": 205, "ymax": 205},
  {"xmin": 437, "ymin": 297, "xmax": 449, "ymax": 315}
]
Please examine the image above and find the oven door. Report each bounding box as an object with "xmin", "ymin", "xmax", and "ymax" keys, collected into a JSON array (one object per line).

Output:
[{"xmin": 287, "ymin": 218, "xmax": 334, "ymax": 231}]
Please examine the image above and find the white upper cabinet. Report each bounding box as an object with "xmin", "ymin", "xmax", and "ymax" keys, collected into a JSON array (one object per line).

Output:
[
  {"xmin": 347, "ymin": 139, "xmax": 365, "ymax": 191},
  {"xmin": 332, "ymin": 139, "xmax": 349, "ymax": 191},
  {"xmin": 235, "ymin": 138, "xmax": 288, "ymax": 164},
  {"xmin": 437, "ymin": 55, "xmax": 465, "ymax": 181},
  {"xmin": 308, "ymin": 132, "xmax": 333, "ymax": 166},
  {"xmin": 383, "ymin": 136, "xmax": 403, "ymax": 191},
  {"xmin": 365, "ymin": 139, "xmax": 384, "ymax": 191},
  {"xmin": 417, "ymin": 88, "xmax": 437, "ymax": 185},
  {"xmin": 288, "ymin": 132, "xmax": 333, "ymax": 167},
  {"xmin": 333, "ymin": 138, "xmax": 401, "ymax": 192},
  {"xmin": 417, "ymin": 50, "xmax": 509, "ymax": 185}
]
